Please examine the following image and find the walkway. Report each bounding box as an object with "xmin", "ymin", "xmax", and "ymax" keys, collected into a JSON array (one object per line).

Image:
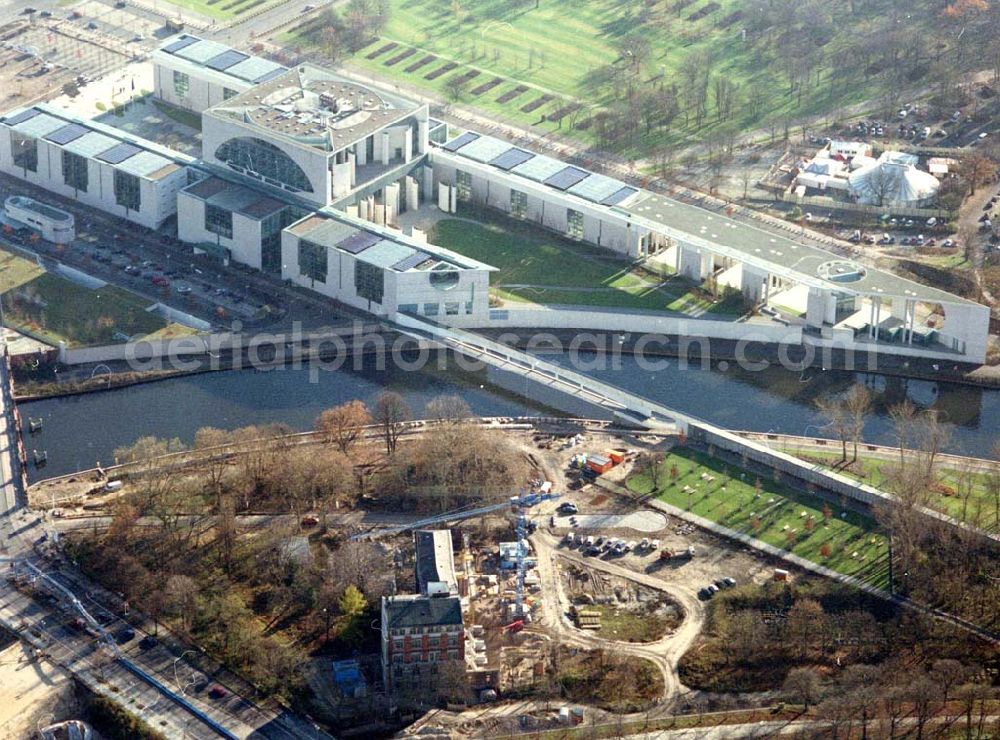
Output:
[{"xmin": 0, "ymin": 348, "xmax": 24, "ymax": 515}]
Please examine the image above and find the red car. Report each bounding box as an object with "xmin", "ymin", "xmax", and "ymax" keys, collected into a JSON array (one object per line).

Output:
[
  {"xmin": 151, "ymin": 276, "xmax": 170, "ymax": 287},
  {"xmin": 208, "ymin": 685, "xmax": 227, "ymax": 699}
]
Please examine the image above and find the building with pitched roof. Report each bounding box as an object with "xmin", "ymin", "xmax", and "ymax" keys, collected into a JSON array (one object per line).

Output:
[
  {"xmin": 380, "ymin": 593, "xmax": 465, "ymax": 691},
  {"xmin": 414, "ymin": 529, "xmax": 458, "ymax": 596}
]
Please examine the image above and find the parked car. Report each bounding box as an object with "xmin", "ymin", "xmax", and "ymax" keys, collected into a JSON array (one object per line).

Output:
[
  {"xmin": 208, "ymin": 685, "xmax": 227, "ymax": 699},
  {"xmin": 116, "ymin": 628, "xmax": 136, "ymax": 644},
  {"xmin": 557, "ymin": 502, "xmax": 578, "ymax": 515},
  {"xmin": 300, "ymin": 515, "xmax": 319, "ymax": 527},
  {"xmin": 139, "ymin": 635, "xmax": 158, "ymax": 650}
]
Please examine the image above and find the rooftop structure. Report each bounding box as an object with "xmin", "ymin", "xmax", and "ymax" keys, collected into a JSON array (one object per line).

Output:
[
  {"xmin": 208, "ymin": 64, "xmax": 419, "ymax": 153},
  {"xmin": 202, "ymin": 64, "xmax": 429, "ymax": 206},
  {"xmin": 382, "ymin": 593, "xmax": 464, "ymax": 630},
  {"xmin": 442, "ymin": 131, "xmax": 639, "ymax": 207},
  {"xmin": 153, "ymin": 34, "xmax": 287, "ymax": 113},
  {"xmin": 414, "ymin": 530, "xmax": 457, "ymax": 595},
  {"xmin": 0, "ymin": 104, "xmax": 191, "ymax": 229}
]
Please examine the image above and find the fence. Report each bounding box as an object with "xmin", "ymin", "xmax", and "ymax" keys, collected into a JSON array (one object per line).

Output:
[{"xmin": 776, "ymin": 192, "xmax": 953, "ymax": 220}]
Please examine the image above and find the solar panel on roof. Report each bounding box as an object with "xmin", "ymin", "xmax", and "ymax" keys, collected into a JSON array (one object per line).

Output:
[
  {"xmin": 97, "ymin": 142, "xmax": 143, "ymax": 165},
  {"xmin": 337, "ymin": 231, "xmax": 380, "ymax": 254},
  {"xmin": 544, "ymin": 166, "xmax": 589, "ymax": 191},
  {"xmin": 443, "ymin": 132, "xmax": 479, "ymax": 152},
  {"xmin": 45, "ymin": 123, "xmax": 89, "ymax": 145},
  {"xmin": 3, "ymin": 109, "xmax": 40, "ymax": 126},
  {"xmin": 393, "ymin": 252, "xmax": 430, "ymax": 271},
  {"xmin": 601, "ymin": 186, "xmax": 638, "ymax": 206},
  {"xmin": 255, "ymin": 67, "xmax": 287, "ymax": 84},
  {"xmin": 490, "ymin": 148, "xmax": 534, "ymax": 171},
  {"xmin": 205, "ymin": 49, "xmax": 249, "ymax": 71},
  {"xmin": 162, "ymin": 35, "xmax": 199, "ymax": 54}
]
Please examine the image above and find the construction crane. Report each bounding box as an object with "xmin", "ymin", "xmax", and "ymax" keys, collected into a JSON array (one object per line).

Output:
[{"xmin": 351, "ymin": 489, "xmax": 560, "ymax": 619}]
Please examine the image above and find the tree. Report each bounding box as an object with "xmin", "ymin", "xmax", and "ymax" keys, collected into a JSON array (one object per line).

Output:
[
  {"xmin": 425, "ymin": 394, "xmax": 472, "ymax": 423},
  {"xmin": 194, "ymin": 427, "xmax": 233, "ymax": 507},
  {"xmin": 844, "ymin": 384, "xmax": 873, "ymax": 462},
  {"xmin": 960, "ymin": 151, "xmax": 995, "ymax": 196},
  {"xmin": 113, "ymin": 436, "xmax": 186, "ymax": 514},
  {"xmin": 315, "ymin": 400, "xmax": 371, "ymax": 453},
  {"xmin": 375, "ymin": 391, "xmax": 411, "ymax": 455},
  {"xmin": 783, "ymin": 666, "xmax": 822, "ymax": 710},
  {"xmin": 444, "ymin": 74, "xmax": 469, "ymax": 102},
  {"xmin": 931, "ymin": 658, "xmax": 968, "ymax": 703},
  {"xmin": 338, "ymin": 585, "xmax": 368, "ymax": 644},
  {"xmin": 164, "ymin": 574, "xmax": 200, "ymax": 632},
  {"xmin": 339, "ymin": 584, "xmax": 367, "ymax": 617},
  {"xmin": 816, "ymin": 394, "xmax": 850, "ymax": 461}
]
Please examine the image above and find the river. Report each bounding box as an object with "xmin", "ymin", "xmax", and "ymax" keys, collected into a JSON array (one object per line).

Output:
[{"xmin": 19, "ymin": 350, "xmax": 1000, "ymax": 480}]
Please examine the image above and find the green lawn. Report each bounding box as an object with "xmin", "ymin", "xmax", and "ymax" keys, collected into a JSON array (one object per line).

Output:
[
  {"xmin": 0, "ymin": 248, "xmax": 44, "ymax": 293},
  {"xmin": 289, "ymin": 0, "xmax": 908, "ymax": 155},
  {"xmin": 627, "ymin": 448, "xmax": 889, "ymax": 589},
  {"xmin": 2, "ymin": 271, "xmax": 166, "ymax": 347},
  {"xmin": 155, "ymin": 0, "xmax": 273, "ymax": 21},
  {"xmin": 428, "ymin": 214, "xmax": 740, "ymax": 315},
  {"xmin": 786, "ymin": 446, "xmax": 999, "ymax": 532}
]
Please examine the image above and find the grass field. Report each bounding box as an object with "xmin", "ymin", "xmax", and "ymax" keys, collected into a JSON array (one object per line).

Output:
[
  {"xmin": 0, "ymin": 249, "xmax": 44, "ymax": 293},
  {"xmin": 627, "ymin": 448, "xmax": 889, "ymax": 589},
  {"xmin": 786, "ymin": 446, "xmax": 999, "ymax": 532},
  {"xmin": 427, "ymin": 214, "xmax": 740, "ymax": 315},
  {"xmin": 291, "ymin": 0, "xmax": 900, "ymax": 154},
  {"xmin": 1, "ymin": 268, "xmax": 166, "ymax": 347},
  {"xmin": 157, "ymin": 0, "xmax": 273, "ymax": 22}
]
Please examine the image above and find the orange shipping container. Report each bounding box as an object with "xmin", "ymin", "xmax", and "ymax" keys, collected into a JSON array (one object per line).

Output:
[{"xmin": 606, "ymin": 450, "xmax": 624, "ymax": 465}]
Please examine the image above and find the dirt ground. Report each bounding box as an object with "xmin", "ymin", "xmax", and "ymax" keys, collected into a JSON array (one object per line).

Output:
[{"xmin": 0, "ymin": 642, "xmax": 77, "ymax": 737}]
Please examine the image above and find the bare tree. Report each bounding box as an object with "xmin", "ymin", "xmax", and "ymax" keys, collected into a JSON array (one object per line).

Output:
[
  {"xmin": 425, "ymin": 394, "xmax": 472, "ymax": 423},
  {"xmin": 816, "ymin": 394, "xmax": 850, "ymax": 461},
  {"xmin": 315, "ymin": 400, "xmax": 371, "ymax": 453},
  {"xmin": 844, "ymin": 384, "xmax": 873, "ymax": 463},
  {"xmin": 783, "ymin": 666, "xmax": 822, "ymax": 710},
  {"xmin": 375, "ymin": 391, "xmax": 411, "ymax": 455}
]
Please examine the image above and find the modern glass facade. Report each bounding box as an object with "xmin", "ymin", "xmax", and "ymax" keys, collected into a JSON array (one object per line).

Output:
[
  {"xmin": 355, "ymin": 261, "xmax": 384, "ymax": 305},
  {"xmin": 205, "ymin": 204, "xmax": 233, "ymax": 239},
  {"xmin": 173, "ymin": 70, "xmax": 189, "ymax": 97},
  {"xmin": 456, "ymin": 170, "xmax": 472, "ymax": 202},
  {"xmin": 567, "ymin": 208, "xmax": 584, "ymax": 240},
  {"xmin": 11, "ymin": 133, "xmax": 37, "ymax": 173},
  {"xmin": 510, "ymin": 189, "xmax": 527, "ymax": 219},
  {"xmin": 113, "ymin": 170, "xmax": 141, "ymax": 211},
  {"xmin": 215, "ymin": 137, "xmax": 313, "ymax": 193},
  {"xmin": 260, "ymin": 207, "xmax": 295, "ymax": 275},
  {"xmin": 298, "ymin": 239, "xmax": 327, "ymax": 282},
  {"xmin": 62, "ymin": 151, "xmax": 88, "ymax": 193}
]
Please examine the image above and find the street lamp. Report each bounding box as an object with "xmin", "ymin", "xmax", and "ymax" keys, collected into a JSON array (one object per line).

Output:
[{"xmin": 322, "ymin": 607, "xmax": 331, "ymax": 644}]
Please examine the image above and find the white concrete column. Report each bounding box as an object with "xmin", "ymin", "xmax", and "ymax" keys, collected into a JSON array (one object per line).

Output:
[
  {"xmin": 422, "ymin": 166, "xmax": 433, "ymax": 202},
  {"xmin": 417, "ymin": 119, "xmax": 429, "ymax": 153},
  {"xmin": 403, "ymin": 127, "xmax": 413, "ymax": 163},
  {"xmin": 405, "ymin": 176, "xmax": 419, "ymax": 212},
  {"xmin": 379, "ymin": 131, "xmax": 390, "ymax": 165},
  {"xmin": 356, "ymin": 139, "xmax": 368, "ymax": 166}
]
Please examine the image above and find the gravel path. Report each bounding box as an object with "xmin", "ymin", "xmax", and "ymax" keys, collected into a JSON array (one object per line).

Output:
[{"xmin": 553, "ymin": 510, "xmax": 667, "ymax": 532}]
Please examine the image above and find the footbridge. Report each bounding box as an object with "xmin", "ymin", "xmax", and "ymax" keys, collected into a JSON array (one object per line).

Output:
[{"xmin": 392, "ymin": 314, "xmax": 682, "ymax": 432}]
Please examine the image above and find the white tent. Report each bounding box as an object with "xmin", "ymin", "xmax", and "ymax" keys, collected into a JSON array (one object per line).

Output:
[{"xmin": 848, "ymin": 162, "xmax": 940, "ymax": 206}]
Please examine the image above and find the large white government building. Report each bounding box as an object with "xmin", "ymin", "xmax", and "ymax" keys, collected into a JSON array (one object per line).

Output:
[
  {"xmin": 0, "ymin": 33, "xmax": 990, "ymax": 363},
  {"xmin": 0, "ymin": 104, "xmax": 191, "ymax": 229}
]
